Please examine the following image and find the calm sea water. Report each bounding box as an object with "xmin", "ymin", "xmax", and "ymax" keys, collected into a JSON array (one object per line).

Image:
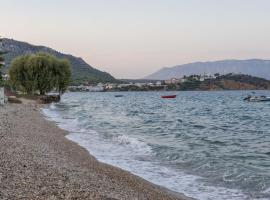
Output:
[{"xmin": 42, "ymin": 91, "xmax": 270, "ymax": 200}]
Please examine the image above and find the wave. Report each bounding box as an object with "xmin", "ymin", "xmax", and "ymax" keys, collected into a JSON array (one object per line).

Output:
[{"xmin": 41, "ymin": 104, "xmax": 250, "ymax": 200}]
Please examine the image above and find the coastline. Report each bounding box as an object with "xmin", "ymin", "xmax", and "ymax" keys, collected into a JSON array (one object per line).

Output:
[{"xmin": 0, "ymin": 100, "xmax": 191, "ymax": 200}]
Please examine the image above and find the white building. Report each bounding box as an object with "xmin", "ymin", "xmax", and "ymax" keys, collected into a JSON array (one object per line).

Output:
[
  {"xmin": 165, "ymin": 78, "xmax": 180, "ymax": 84},
  {"xmin": 105, "ymin": 83, "xmax": 116, "ymax": 90},
  {"xmin": 134, "ymin": 83, "xmax": 145, "ymax": 88},
  {"xmin": 117, "ymin": 83, "xmax": 133, "ymax": 88},
  {"xmin": 180, "ymin": 78, "xmax": 187, "ymax": 83},
  {"xmin": 89, "ymin": 85, "xmax": 104, "ymax": 92},
  {"xmin": 155, "ymin": 81, "xmax": 162, "ymax": 86},
  {"xmin": 199, "ymin": 77, "xmax": 205, "ymax": 82}
]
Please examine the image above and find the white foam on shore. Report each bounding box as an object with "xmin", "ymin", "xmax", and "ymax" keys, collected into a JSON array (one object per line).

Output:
[{"xmin": 42, "ymin": 106, "xmax": 250, "ymax": 200}]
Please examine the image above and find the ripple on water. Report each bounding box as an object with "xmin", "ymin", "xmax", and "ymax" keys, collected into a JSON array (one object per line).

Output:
[{"xmin": 43, "ymin": 91, "xmax": 270, "ymax": 200}]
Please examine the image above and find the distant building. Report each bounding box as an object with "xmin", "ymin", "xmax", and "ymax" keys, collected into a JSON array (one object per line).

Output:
[
  {"xmin": 117, "ymin": 83, "xmax": 133, "ymax": 88},
  {"xmin": 199, "ymin": 77, "xmax": 205, "ymax": 82},
  {"xmin": 164, "ymin": 79, "xmax": 172, "ymax": 84},
  {"xmin": 89, "ymin": 85, "xmax": 103, "ymax": 92},
  {"xmin": 180, "ymin": 78, "xmax": 187, "ymax": 83},
  {"xmin": 105, "ymin": 83, "xmax": 116, "ymax": 89},
  {"xmin": 165, "ymin": 78, "xmax": 180, "ymax": 84},
  {"xmin": 134, "ymin": 83, "xmax": 145, "ymax": 88},
  {"xmin": 155, "ymin": 81, "xmax": 162, "ymax": 86}
]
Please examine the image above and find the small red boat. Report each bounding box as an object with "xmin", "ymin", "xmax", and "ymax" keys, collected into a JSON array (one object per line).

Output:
[{"xmin": 161, "ymin": 95, "xmax": 177, "ymax": 99}]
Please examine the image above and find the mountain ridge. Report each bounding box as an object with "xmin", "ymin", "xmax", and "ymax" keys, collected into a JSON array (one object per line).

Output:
[
  {"xmin": 145, "ymin": 59, "xmax": 270, "ymax": 80},
  {"xmin": 0, "ymin": 38, "xmax": 116, "ymax": 84}
]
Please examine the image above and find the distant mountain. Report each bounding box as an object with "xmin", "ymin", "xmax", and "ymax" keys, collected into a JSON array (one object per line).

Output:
[
  {"xmin": 145, "ymin": 59, "xmax": 270, "ymax": 80},
  {"xmin": 0, "ymin": 38, "xmax": 116, "ymax": 84}
]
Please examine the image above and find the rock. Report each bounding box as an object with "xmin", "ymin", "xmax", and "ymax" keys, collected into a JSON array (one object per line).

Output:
[
  {"xmin": 37, "ymin": 95, "xmax": 60, "ymax": 104},
  {"xmin": 8, "ymin": 96, "xmax": 22, "ymax": 104}
]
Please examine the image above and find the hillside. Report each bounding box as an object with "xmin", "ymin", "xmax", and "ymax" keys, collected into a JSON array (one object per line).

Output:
[
  {"xmin": 175, "ymin": 74, "xmax": 270, "ymax": 91},
  {"xmin": 145, "ymin": 59, "xmax": 270, "ymax": 80},
  {"xmin": 0, "ymin": 38, "xmax": 116, "ymax": 84}
]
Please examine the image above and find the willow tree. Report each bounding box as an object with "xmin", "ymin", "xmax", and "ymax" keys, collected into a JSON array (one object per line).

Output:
[
  {"xmin": 9, "ymin": 53, "xmax": 71, "ymax": 95},
  {"xmin": 54, "ymin": 59, "xmax": 71, "ymax": 95}
]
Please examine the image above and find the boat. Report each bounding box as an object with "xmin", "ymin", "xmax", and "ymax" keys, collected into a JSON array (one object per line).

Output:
[
  {"xmin": 161, "ymin": 95, "xmax": 177, "ymax": 99},
  {"xmin": 244, "ymin": 95, "xmax": 270, "ymax": 102},
  {"xmin": 115, "ymin": 95, "xmax": 124, "ymax": 97}
]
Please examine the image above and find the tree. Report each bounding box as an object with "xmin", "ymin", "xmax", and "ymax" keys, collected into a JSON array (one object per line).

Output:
[
  {"xmin": 9, "ymin": 55, "xmax": 36, "ymax": 94},
  {"xmin": 54, "ymin": 59, "xmax": 71, "ymax": 95},
  {"xmin": 9, "ymin": 53, "xmax": 71, "ymax": 95}
]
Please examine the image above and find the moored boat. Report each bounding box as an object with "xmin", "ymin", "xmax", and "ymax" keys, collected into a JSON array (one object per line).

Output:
[
  {"xmin": 161, "ymin": 95, "xmax": 177, "ymax": 99},
  {"xmin": 115, "ymin": 95, "xmax": 124, "ymax": 97},
  {"xmin": 244, "ymin": 95, "xmax": 270, "ymax": 102}
]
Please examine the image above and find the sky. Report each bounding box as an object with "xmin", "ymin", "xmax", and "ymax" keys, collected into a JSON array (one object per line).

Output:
[{"xmin": 1, "ymin": 0, "xmax": 270, "ymax": 79}]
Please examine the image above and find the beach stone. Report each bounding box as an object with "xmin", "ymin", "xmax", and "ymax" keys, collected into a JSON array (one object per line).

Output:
[{"xmin": 0, "ymin": 102, "xmax": 188, "ymax": 200}]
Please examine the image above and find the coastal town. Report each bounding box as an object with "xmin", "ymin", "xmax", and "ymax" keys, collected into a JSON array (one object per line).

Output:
[{"xmin": 67, "ymin": 74, "xmax": 219, "ymax": 92}]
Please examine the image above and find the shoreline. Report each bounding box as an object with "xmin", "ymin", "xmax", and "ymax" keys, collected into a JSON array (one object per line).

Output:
[{"xmin": 0, "ymin": 100, "xmax": 191, "ymax": 200}]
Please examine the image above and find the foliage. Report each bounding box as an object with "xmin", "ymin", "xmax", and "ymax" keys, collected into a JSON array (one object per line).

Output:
[
  {"xmin": 179, "ymin": 80, "xmax": 201, "ymax": 91},
  {"xmin": 54, "ymin": 59, "xmax": 71, "ymax": 95},
  {"xmin": 9, "ymin": 53, "xmax": 71, "ymax": 95}
]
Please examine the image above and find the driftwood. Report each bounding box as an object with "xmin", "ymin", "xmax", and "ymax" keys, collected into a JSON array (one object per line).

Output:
[
  {"xmin": 37, "ymin": 95, "xmax": 60, "ymax": 104},
  {"xmin": 8, "ymin": 96, "xmax": 22, "ymax": 104}
]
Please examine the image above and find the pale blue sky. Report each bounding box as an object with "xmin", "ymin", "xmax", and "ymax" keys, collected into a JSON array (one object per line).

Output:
[{"xmin": 1, "ymin": 0, "xmax": 270, "ymax": 78}]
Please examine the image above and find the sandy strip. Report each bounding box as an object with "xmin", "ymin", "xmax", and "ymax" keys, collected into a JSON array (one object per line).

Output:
[{"xmin": 0, "ymin": 101, "xmax": 191, "ymax": 200}]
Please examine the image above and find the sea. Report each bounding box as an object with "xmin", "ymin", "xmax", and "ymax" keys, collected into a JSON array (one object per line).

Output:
[{"xmin": 42, "ymin": 91, "xmax": 270, "ymax": 200}]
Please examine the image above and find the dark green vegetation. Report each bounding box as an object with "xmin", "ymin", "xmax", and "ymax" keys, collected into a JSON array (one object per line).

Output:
[
  {"xmin": 0, "ymin": 38, "xmax": 116, "ymax": 85},
  {"xmin": 9, "ymin": 53, "xmax": 71, "ymax": 95}
]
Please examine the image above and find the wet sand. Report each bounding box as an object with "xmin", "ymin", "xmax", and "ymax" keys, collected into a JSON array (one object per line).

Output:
[{"xmin": 0, "ymin": 101, "xmax": 191, "ymax": 200}]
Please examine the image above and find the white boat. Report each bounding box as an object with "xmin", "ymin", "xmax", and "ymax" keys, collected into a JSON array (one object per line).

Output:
[{"xmin": 244, "ymin": 96, "xmax": 270, "ymax": 102}]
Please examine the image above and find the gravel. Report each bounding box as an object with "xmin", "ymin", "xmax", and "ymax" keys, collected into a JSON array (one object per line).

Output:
[{"xmin": 0, "ymin": 101, "xmax": 190, "ymax": 200}]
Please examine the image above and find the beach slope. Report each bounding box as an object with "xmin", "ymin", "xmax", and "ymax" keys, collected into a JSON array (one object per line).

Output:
[{"xmin": 0, "ymin": 101, "xmax": 189, "ymax": 200}]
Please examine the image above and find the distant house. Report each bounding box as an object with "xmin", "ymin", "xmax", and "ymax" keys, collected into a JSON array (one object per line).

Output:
[
  {"xmin": 199, "ymin": 77, "xmax": 205, "ymax": 82},
  {"xmin": 164, "ymin": 79, "xmax": 172, "ymax": 84},
  {"xmin": 155, "ymin": 81, "xmax": 162, "ymax": 86},
  {"xmin": 134, "ymin": 83, "xmax": 145, "ymax": 88},
  {"xmin": 88, "ymin": 86, "xmax": 102, "ymax": 92},
  {"xmin": 117, "ymin": 83, "xmax": 133, "ymax": 88},
  {"xmin": 180, "ymin": 78, "xmax": 187, "ymax": 83},
  {"xmin": 165, "ymin": 78, "xmax": 180, "ymax": 84},
  {"xmin": 105, "ymin": 83, "xmax": 116, "ymax": 89}
]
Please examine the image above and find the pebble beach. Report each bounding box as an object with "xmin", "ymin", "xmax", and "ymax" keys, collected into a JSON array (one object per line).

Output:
[{"xmin": 0, "ymin": 100, "xmax": 190, "ymax": 200}]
